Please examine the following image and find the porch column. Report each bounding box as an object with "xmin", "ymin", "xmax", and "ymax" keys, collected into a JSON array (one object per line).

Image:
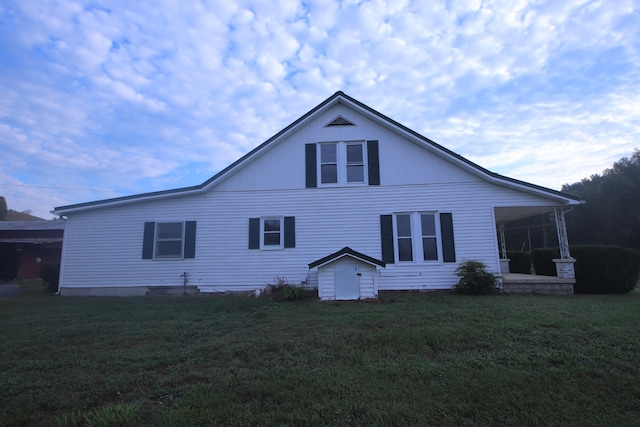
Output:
[
  {"xmin": 553, "ymin": 207, "xmax": 576, "ymax": 279},
  {"xmin": 498, "ymin": 223, "xmax": 510, "ymax": 273}
]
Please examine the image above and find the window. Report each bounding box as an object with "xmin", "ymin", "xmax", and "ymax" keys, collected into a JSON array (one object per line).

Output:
[
  {"xmin": 318, "ymin": 141, "xmax": 366, "ymax": 185},
  {"xmin": 346, "ymin": 143, "xmax": 364, "ymax": 183},
  {"xmin": 262, "ymin": 217, "xmax": 283, "ymax": 248},
  {"xmin": 155, "ymin": 222, "xmax": 184, "ymax": 258},
  {"xmin": 320, "ymin": 143, "xmax": 338, "ymax": 184},
  {"xmin": 393, "ymin": 213, "xmax": 440, "ymax": 263},
  {"xmin": 249, "ymin": 217, "xmax": 295, "ymax": 250},
  {"xmin": 306, "ymin": 141, "xmax": 379, "ymax": 188},
  {"xmin": 380, "ymin": 213, "xmax": 455, "ymax": 264},
  {"xmin": 396, "ymin": 214, "xmax": 413, "ymax": 261},
  {"xmin": 142, "ymin": 221, "xmax": 197, "ymax": 260},
  {"xmin": 420, "ymin": 214, "xmax": 438, "ymax": 261}
]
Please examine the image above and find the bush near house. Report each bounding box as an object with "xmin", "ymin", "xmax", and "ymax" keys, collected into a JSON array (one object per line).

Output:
[
  {"xmin": 506, "ymin": 251, "xmax": 532, "ymax": 274},
  {"xmin": 532, "ymin": 245, "xmax": 640, "ymax": 294},
  {"xmin": 454, "ymin": 260, "xmax": 500, "ymax": 295},
  {"xmin": 268, "ymin": 276, "xmax": 312, "ymax": 301},
  {"xmin": 39, "ymin": 263, "xmax": 60, "ymax": 292}
]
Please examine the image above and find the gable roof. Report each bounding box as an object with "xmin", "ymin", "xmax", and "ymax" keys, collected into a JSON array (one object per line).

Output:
[
  {"xmin": 54, "ymin": 91, "xmax": 582, "ymax": 215},
  {"xmin": 308, "ymin": 247, "xmax": 386, "ymax": 269}
]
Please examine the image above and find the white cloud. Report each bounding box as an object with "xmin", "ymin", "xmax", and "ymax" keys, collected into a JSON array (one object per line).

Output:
[{"xmin": 0, "ymin": 0, "xmax": 638, "ymax": 218}]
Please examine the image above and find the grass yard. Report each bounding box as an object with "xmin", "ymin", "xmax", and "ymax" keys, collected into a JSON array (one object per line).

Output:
[{"xmin": 1, "ymin": 282, "xmax": 639, "ymax": 426}]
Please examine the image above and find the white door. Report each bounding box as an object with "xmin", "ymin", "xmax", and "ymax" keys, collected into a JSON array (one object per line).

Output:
[{"xmin": 335, "ymin": 263, "xmax": 359, "ymax": 300}]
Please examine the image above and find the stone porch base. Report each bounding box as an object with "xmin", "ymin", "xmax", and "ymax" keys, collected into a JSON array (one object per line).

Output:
[{"xmin": 501, "ymin": 273, "xmax": 575, "ymax": 295}]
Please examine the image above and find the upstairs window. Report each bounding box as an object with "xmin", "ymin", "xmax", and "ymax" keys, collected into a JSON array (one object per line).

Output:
[
  {"xmin": 306, "ymin": 141, "xmax": 379, "ymax": 188},
  {"xmin": 346, "ymin": 143, "xmax": 364, "ymax": 183},
  {"xmin": 318, "ymin": 141, "xmax": 366, "ymax": 185},
  {"xmin": 320, "ymin": 143, "xmax": 338, "ymax": 184}
]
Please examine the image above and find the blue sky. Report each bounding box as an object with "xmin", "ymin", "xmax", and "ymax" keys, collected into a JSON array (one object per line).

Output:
[{"xmin": 1, "ymin": 0, "xmax": 638, "ymax": 219}]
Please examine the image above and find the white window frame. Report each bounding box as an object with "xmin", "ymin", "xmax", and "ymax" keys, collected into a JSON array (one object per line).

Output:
[
  {"xmin": 317, "ymin": 141, "xmax": 367, "ymax": 186},
  {"xmin": 392, "ymin": 212, "xmax": 442, "ymax": 263},
  {"xmin": 260, "ymin": 217, "xmax": 284, "ymax": 250},
  {"xmin": 154, "ymin": 222, "xmax": 185, "ymax": 259}
]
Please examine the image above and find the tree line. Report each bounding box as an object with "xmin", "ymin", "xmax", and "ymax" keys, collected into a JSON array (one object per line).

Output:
[{"xmin": 562, "ymin": 149, "xmax": 640, "ymax": 251}]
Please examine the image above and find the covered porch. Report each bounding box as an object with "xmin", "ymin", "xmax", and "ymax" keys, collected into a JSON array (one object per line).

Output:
[{"xmin": 495, "ymin": 205, "xmax": 577, "ymax": 295}]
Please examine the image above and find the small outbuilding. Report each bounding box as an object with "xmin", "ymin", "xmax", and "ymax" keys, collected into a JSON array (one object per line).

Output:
[
  {"xmin": 0, "ymin": 220, "xmax": 65, "ymax": 280},
  {"xmin": 309, "ymin": 247, "xmax": 385, "ymax": 300}
]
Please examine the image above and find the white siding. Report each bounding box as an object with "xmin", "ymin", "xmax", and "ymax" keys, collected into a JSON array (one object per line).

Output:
[
  {"xmin": 215, "ymin": 104, "xmax": 481, "ymax": 192},
  {"xmin": 58, "ymin": 101, "xmax": 573, "ymax": 295},
  {"xmin": 60, "ymin": 180, "xmax": 560, "ymax": 293}
]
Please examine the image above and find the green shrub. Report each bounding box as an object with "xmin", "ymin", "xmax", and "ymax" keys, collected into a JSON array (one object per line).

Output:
[
  {"xmin": 39, "ymin": 263, "xmax": 60, "ymax": 292},
  {"xmin": 506, "ymin": 251, "xmax": 532, "ymax": 274},
  {"xmin": 269, "ymin": 276, "xmax": 311, "ymax": 301},
  {"xmin": 532, "ymin": 245, "xmax": 640, "ymax": 294},
  {"xmin": 454, "ymin": 260, "xmax": 500, "ymax": 295}
]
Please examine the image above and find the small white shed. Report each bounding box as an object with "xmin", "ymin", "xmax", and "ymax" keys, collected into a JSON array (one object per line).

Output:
[{"xmin": 309, "ymin": 247, "xmax": 386, "ymax": 301}]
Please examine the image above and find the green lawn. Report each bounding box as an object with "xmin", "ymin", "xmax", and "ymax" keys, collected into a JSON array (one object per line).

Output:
[{"xmin": 1, "ymin": 282, "xmax": 639, "ymax": 427}]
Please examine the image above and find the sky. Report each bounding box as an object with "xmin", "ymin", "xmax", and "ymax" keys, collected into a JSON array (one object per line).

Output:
[{"xmin": 1, "ymin": 0, "xmax": 639, "ymax": 219}]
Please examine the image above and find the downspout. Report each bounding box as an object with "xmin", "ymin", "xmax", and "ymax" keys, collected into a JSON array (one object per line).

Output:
[{"xmin": 53, "ymin": 214, "xmax": 68, "ymax": 296}]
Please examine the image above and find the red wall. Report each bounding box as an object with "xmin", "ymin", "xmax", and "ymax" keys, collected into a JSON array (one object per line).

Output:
[{"xmin": 18, "ymin": 245, "xmax": 62, "ymax": 279}]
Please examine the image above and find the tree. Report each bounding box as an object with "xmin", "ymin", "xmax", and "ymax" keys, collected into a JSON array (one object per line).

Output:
[
  {"xmin": 562, "ymin": 149, "xmax": 640, "ymax": 251},
  {"xmin": 0, "ymin": 197, "xmax": 7, "ymax": 221}
]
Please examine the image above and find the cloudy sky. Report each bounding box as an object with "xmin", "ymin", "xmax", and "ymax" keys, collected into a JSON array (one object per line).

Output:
[{"xmin": 1, "ymin": 0, "xmax": 638, "ymax": 219}]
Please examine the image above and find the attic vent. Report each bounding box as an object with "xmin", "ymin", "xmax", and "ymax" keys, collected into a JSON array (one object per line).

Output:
[{"xmin": 325, "ymin": 116, "xmax": 356, "ymax": 127}]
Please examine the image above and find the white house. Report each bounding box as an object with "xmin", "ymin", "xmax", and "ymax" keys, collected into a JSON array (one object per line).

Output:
[{"xmin": 53, "ymin": 92, "xmax": 582, "ymax": 299}]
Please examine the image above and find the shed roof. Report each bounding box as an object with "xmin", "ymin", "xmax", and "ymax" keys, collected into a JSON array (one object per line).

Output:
[
  {"xmin": 0, "ymin": 220, "xmax": 66, "ymax": 231},
  {"xmin": 308, "ymin": 247, "xmax": 386, "ymax": 269}
]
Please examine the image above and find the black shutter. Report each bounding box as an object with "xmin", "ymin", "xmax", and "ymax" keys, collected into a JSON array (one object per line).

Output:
[
  {"xmin": 305, "ymin": 143, "xmax": 317, "ymax": 188},
  {"xmin": 142, "ymin": 222, "xmax": 155, "ymax": 259},
  {"xmin": 284, "ymin": 216, "xmax": 295, "ymax": 248},
  {"xmin": 440, "ymin": 213, "xmax": 456, "ymax": 263},
  {"xmin": 380, "ymin": 215, "xmax": 395, "ymax": 264},
  {"xmin": 367, "ymin": 140, "xmax": 380, "ymax": 186},
  {"xmin": 249, "ymin": 218, "xmax": 260, "ymax": 249},
  {"xmin": 184, "ymin": 221, "xmax": 197, "ymax": 259}
]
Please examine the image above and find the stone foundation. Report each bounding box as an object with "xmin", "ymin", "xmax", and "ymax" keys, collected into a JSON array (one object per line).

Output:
[{"xmin": 501, "ymin": 273, "xmax": 574, "ymax": 295}]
